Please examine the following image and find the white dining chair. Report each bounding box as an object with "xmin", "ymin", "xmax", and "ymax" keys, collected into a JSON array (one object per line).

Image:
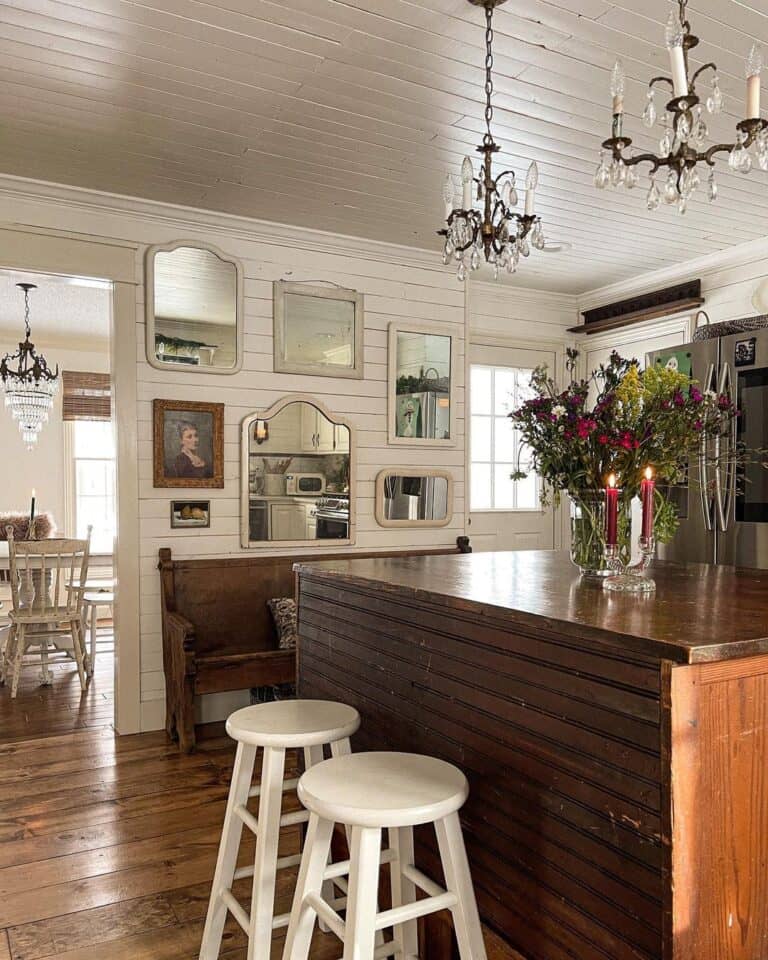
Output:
[{"xmin": 2, "ymin": 526, "xmax": 92, "ymax": 697}]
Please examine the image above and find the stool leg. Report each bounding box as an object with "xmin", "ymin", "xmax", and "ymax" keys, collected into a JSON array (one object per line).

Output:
[
  {"xmin": 389, "ymin": 826, "xmax": 418, "ymax": 958},
  {"xmin": 343, "ymin": 826, "xmax": 382, "ymax": 960},
  {"xmin": 247, "ymin": 746, "xmax": 287, "ymax": 960},
  {"xmin": 282, "ymin": 812, "xmax": 334, "ymax": 960},
  {"xmin": 303, "ymin": 744, "xmax": 336, "ymax": 933},
  {"xmin": 435, "ymin": 813, "xmax": 487, "ymax": 960},
  {"xmin": 199, "ymin": 742, "xmax": 257, "ymax": 960}
]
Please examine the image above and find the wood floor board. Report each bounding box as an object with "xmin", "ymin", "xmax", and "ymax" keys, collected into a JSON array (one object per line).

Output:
[{"xmin": 0, "ymin": 650, "xmax": 509, "ymax": 960}]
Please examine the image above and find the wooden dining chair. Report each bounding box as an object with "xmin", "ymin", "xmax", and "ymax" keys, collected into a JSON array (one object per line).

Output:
[{"xmin": 2, "ymin": 527, "xmax": 92, "ymax": 698}]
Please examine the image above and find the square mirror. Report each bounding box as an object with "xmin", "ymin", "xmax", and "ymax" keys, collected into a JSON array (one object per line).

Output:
[
  {"xmin": 274, "ymin": 282, "xmax": 364, "ymax": 378},
  {"xmin": 146, "ymin": 241, "xmax": 244, "ymax": 374},
  {"xmin": 388, "ymin": 323, "xmax": 456, "ymax": 445}
]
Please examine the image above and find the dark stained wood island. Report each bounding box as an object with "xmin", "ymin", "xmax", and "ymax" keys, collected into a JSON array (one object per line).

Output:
[{"xmin": 295, "ymin": 551, "xmax": 768, "ymax": 960}]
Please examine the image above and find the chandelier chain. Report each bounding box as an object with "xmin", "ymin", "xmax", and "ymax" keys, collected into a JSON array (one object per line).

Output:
[
  {"xmin": 483, "ymin": 3, "xmax": 494, "ymax": 144},
  {"xmin": 22, "ymin": 288, "xmax": 31, "ymax": 340}
]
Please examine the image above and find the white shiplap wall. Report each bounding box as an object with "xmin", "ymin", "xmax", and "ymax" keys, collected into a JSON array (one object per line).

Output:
[{"xmin": 0, "ymin": 178, "xmax": 484, "ymax": 727}]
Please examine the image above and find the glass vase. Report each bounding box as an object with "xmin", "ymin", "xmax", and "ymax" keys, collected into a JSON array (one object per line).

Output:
[{"xmin": 569, "ymin": 491, "xmax": 629, "ymax": 579}]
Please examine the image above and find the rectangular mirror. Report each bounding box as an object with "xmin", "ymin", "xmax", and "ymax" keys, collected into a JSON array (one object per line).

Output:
[
  {"xmin": 146, "ymin": 241, "xmax": 244, "ymax": 374},
  {"xmin": 274, "ymin": 282, "xmax": 364, "ymax": 379},
  {"xmin": 241, "ymin": 397, "xmax": 354, "ymax": 547},
  {"xmin": 388, "ymin": 323, "xmax": 456, "ymax": 445},
  {"xmin": 375, "ymin": 470, "xmax": 453, "ymax": 527}
]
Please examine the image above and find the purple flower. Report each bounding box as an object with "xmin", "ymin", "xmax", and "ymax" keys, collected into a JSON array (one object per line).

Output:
[
  {"xmin": 694, "ymin": 418, "xmax": 703, "ymax": 431},
  {"xmin": 673, "ymin": 390, "xmax": 685, "ymax": 407},
  {"xmin": 690, "ymin": 387, "xmax": 703, "ymax": 404}
]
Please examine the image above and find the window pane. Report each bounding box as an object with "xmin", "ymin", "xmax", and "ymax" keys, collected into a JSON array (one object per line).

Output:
[
  {"xmin": 515, "ymin": 470, "xmax": 539, "ymax": 510},
  {"xmin": 494, "ymin": 417, "xmax": 516, "ymax": 463},
  {"xmin": 494, "ymin": 369, "xmax": 517, "ymax": 415},
  {"xmin": 471, "ymin": 367, "xmax": 492, "ymax": 415},
  {"xmin": 494, "ymin": 465, "xmax": 518, "ymax": 510},
  {"xmin": 515, "ymin": 369, "xmax": 535, "ymax": 405},
  {"xmin": 74, "ymin": 420, "xmax": 115, "ymax": 459},
  {"xmin": 471, "ymin": 416, "xmax": 491, "ymax": 462},
  {"xmin": 471, "ymin": 463, "xmax": 492, "ymax": 510}
]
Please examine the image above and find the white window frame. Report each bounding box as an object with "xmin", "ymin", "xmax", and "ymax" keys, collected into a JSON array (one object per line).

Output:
[
  {"xmin": 64, "ymin": 420, "xmax": 116, "ymax": 553},
  {"xmin": 470, "ymin": 363, "xmax": 541, "ymax": 513}
]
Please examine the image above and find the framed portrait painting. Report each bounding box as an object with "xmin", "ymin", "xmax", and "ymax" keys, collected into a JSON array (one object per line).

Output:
[{"xmin": 153, "ymin": 399, "xmax": 225, "ymax": 488}]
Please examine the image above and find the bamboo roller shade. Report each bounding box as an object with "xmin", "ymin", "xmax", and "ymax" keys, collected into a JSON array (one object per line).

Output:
[{"xmin": 62, "ymin": 370, "xmax": 111, "ymax": 421}]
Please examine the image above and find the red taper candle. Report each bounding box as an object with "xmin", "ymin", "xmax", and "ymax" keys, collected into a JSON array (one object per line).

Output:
[
  {"xmin": 641, "ymin": 467, "xmax": 655, "ymax": 540},
  {"xmin": 605, "ymin": 473, "xmax": 619, "ymax": 547}
]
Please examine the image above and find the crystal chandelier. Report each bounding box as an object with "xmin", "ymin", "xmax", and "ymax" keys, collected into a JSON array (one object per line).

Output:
[
  {"xmin": 439, "ymin": 0, "xmax": 545, "ymax": 281},
  {"xmin": 596, "ymin": 0, "xmax": 767, "ymax": 214},
  {"xmin": 0, "ymin": 283, "xmax": 59, "ymax": 449}
]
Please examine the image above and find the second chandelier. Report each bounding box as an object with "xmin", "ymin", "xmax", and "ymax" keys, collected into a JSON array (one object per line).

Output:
[{"xmin": 439, "ymin": 0, "xmax": 546, "ymax": 281}]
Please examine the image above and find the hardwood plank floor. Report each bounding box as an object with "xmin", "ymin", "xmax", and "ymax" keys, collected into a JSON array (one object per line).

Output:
[{"xmin": 0, "ymin": 638, "xmax": 517, "ymax": 959}]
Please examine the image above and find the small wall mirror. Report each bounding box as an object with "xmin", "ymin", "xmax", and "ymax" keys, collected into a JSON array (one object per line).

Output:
[
  {"xmin": 241, "ymin": 397, "xmax": 353, "ymax": 547},
  {"xmin": 375, "ymin": 470, "xmax": 453, "ymax": 528},
  {"xmin": 274, "ymin": 281, "xmax": 364, "ymax": 379},
  {"xmin": 146, "ymin": 241, "xmax": 244, "ymax": 374},
  {"xmin": 388, "ymin": 323, "xmax": 456, "ymax": 445}
]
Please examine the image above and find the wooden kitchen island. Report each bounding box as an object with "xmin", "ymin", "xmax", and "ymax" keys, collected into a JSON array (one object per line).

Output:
[{"xmin": 294, "ymin": 551, "xmax": 768, "ymax": 960}]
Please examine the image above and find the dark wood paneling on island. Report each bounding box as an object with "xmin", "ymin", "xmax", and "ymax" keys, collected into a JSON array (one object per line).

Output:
[{"xmin": 296, "ymin": 552, "xmax": 768, "ymax": 960}]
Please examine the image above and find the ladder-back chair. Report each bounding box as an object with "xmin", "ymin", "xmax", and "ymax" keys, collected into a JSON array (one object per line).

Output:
[{"xmin": 2, "ymin": 526, "xmax": 92, "ymax": 698}]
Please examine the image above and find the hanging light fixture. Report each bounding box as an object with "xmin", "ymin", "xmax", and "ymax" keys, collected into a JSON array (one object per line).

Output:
[
  {"xmin": 596, "ymin": 0, "xmax": 767, "ymax": 214},
  {"xmin": 439, "ymin": 0, "xmax": 546, "ymax": 281},
  {"xmin": 0, "ymin": 283, "xmax": 59, "ymax": 449}
]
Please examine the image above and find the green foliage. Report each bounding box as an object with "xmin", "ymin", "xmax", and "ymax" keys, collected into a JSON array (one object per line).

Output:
[{"xmin": 509, "ymin": 349, "xmax": 745, "ymax": 542}]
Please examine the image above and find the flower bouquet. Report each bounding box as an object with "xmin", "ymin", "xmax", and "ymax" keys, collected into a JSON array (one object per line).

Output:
[{"xmin": 510, "ymin": 349, "xmax": 742, "ymax": 577}]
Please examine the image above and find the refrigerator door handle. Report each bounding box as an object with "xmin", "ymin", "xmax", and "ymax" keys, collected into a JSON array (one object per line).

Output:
[
  {"xmin": 699, "ymin": 362, "xmax": 715, "ymax": 533},
  {"xmin": 715, "ymin": 361, "xmax": 736, "ymax": 532}
]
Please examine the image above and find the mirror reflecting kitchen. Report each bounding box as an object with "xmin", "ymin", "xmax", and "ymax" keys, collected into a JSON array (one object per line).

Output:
[
  {"xmin": 242, "ymin": 399, "xmax": 351, "ymax": 545},
  {"xmin": 147, "ymin": 242, "xmax": 243, "ymax": 373},
  {"xmin": 390, "ymin": 324, "xmax": 455, "ymax": 443}
]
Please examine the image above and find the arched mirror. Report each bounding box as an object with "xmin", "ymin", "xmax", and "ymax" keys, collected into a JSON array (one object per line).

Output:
[
  {"xmin": 241, "ymin": 397, "xmax": 353, "ymax": 547},
  {"xmin": 375, "ymin": 469, "xmax": 453, "ymax": 527},
  {"xmin": 146, "ymin": 241, "xmax": 244, "ymax": 374}
]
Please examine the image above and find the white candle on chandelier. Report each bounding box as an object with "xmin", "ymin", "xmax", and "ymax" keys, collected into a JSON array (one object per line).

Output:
[
  {"xmin": 611, "ymin": 60, "xmax": 626, "ymax": 116},
  {"xmin": 524, "ymin": 161, "xmax": 539, "ymax": 216},
  {"xmin": 746, "ymin": 44, "xmax": 764, "ymax": 119},
  {"xmin": 443, "ymin": 173, "xmax": 455, "ymax": 219},
  {"xmin": 461, "ymin": 156, "xmax": 474, "ymax": 210},
  {"xmin": 665, "ymin": 9, "xmax": 688, "ymax": 98}
]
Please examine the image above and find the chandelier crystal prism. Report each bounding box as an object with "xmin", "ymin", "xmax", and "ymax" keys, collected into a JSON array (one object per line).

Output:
[
  {"xmin": 439, "ymin": 0, "xmax": 546, "ymax": 281},
  {"xmin": 596, "ymin": 0, "xmax": 767, "ymax": 214},
  {"xmin": 0, "ymin": 283, "xmax": 59, "ymax": 450}
]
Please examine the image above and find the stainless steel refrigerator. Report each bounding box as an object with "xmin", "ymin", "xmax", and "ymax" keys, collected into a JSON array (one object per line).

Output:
[{"xmin": 647, "ymin": 328, "xmax": 768, "ymax": 568}]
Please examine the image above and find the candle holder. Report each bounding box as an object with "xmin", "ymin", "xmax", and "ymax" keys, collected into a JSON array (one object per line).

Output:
[{"xmin": 603, "ymin": 536, "xmax": 656, "ymax": 593}]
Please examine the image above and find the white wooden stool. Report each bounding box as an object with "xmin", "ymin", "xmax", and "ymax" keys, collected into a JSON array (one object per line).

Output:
[
  {"xmin": 282, "ymin": 751, "xmax": 487, "ymax": 960},
  {"xmin": 81, "ymin": 590, "xmax": 114, "ymax": 678},
  {"xmin": 199, "ymin": 699, "xmax": 361, "ymax": 960}
]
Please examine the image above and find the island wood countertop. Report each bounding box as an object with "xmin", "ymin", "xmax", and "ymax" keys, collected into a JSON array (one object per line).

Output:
[
  {"xmin": 295, "ymin": 549, "xmax": 768, "ymax": 960},
  {"xmin": 294, "ymin": 549, "xmax": 768, "ymax": 664}
]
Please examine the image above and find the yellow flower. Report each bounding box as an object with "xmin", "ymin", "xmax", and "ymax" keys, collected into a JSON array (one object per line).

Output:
[{"xmin": 615, "ymin": 363, "xmax": 642, "ymax": 418}]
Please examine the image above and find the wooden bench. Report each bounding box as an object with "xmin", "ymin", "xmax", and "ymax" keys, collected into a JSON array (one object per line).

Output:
[{"xmin": 158, "ymin": 538, "xmax": 471, "ymax": 752}]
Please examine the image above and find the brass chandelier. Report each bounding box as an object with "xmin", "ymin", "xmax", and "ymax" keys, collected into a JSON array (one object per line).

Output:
[
  {"xmin": 596, "ymin": 0, "xmax": 766, "ymax": 214},
  {"xmin": 439, "ymin": 0, "xmax": 545, "ymax": 281}
]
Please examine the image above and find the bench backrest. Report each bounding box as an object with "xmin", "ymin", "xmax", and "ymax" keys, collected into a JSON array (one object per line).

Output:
[{"xmin": 159, "ymin": 541, "xmax": 469, "ymax": 659}]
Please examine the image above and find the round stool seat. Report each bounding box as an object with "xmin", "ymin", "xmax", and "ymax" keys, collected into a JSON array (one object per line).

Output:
[
  {"xmin": 226, "ymin": 699, "xmax": 360, "ymax": 749},
  {"xmin": 298, "ymin": 752, "xmax": 468, "ymax": 828}
]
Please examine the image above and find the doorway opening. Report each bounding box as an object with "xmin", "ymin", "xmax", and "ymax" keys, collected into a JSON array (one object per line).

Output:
[{"xmin": 0, "ymin": 268, "xmax": 116, "ymax": 741}]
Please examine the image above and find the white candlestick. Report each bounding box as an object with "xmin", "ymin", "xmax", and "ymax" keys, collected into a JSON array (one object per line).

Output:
[
  {"xmin": 747, "ymin": 74, "xmax": 761, "ymax": 119},
  {"xmin": 670, "ymin": 46, "xmax": 688, "ymax": 98},
  {"xmin": 461, "ymin": 156, "xmax": 474, "ymax": 211},
  {"xmin": 525, "ymin": 188, "xmax": 535, "ymax": 217}
]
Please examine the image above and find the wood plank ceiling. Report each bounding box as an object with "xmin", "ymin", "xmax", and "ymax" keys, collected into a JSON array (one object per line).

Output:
[{"xmin": 0, "ymin": 0, "xmax": 767, "ymax": 294}]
